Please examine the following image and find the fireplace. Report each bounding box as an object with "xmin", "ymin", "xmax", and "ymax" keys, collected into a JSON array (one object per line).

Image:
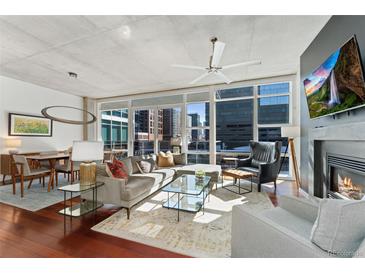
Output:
[{"xmin": 327, "ymin": 154, "xmax": 365, "ymax": 200}]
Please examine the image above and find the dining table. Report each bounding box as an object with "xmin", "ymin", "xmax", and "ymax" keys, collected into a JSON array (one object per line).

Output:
[{"xmin": 26, "ymin": 153, "xmax": 70, "ymax": 192}]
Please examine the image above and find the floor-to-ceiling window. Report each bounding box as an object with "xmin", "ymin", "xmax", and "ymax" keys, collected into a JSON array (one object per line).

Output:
[
  {"xmin": 99, "ymin": 77, "xmax": 294, "ymax": 176},
  {"xmin": 158, "ymin": 107, "xmax": 182, "ymax": 152},
  {"xmin": 186, "ymin": 95, "xmax": 210, "ymax": 164},
  {"xmin": 257, "ymin": 82, "xmax": 290, "ymax": 175},
  {"xmin": 101, "ymin": 109, "xmax": 128, "ymax": 153},
  {"xmin": 215, "ymin": 82, "xmax": 291, "ymax": 175},
  {"xmin": 215, "ymin": 87, "xmax": 254, "ymax": 166},
  {"xmin": 134, "ymin": 109, "xmax": 155, "ymax": 156}
]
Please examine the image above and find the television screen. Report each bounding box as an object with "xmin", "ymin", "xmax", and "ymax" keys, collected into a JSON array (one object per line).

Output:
[{"xmin": 303, "ymin": 36, "xmax": 365, "ymax": 119}]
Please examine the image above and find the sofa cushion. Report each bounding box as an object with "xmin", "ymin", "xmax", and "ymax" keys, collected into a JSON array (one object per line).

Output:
[
  {"xmin": 96, "ymin": 164, "xmax": 109, "ymax": 177},
  {"xmin": 151, "ymin": 168, "xmax": 175, "ymax": 181},
  {"xmin": 136, "ymin": 158, "xmax": 156, "ymax": 173},
  {"xmin": 262, "ymin": 207, "xmax": 314, "ymax": 239},
  {"xmin": 124, "ymin": 172, "xmax": 169, "ymax": 200},
  {"xmin": 310, "ymin": 199, "xmax": 365, "ymax": 257},
  {"xmin": 121, "ymin": 176, "xmax": 155, "ymax": 201}
]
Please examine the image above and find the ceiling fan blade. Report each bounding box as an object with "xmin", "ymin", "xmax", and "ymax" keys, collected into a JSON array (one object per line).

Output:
[
  {"xmin": 211, "ymin": 41, "xmax": 225, "ymax": 67},
  {"xmin": 215, "ymin": 70, "xmax": 232, "ymax": 84},
  {"xmin": 190, "ymin": 72, "xmax": 211, "ymax": 85},
  {"xmin": 222, "ymin": 60, "xmax": 261, "ymax": 70},
  {"xmin": 171, "ymin": 64, "xmax": 206, "ymax": 71}
]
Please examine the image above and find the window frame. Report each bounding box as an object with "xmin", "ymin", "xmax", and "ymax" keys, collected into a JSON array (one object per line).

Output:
[
  {"xmin": 214, "ymin": 81, "xmax": 292, "ymax": 177},
  {"xmin": 185, "ymin": 100, "xmax": 211, "ymax": 161},
  {"xmin": 97, "ymin": 77, "xmax": 296, "ymax": 178}
]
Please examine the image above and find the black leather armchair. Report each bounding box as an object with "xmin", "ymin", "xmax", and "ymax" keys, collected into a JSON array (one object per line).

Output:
[{"xmin": 237, "ymin": 141, "xmax": 282, "ymax": 192}]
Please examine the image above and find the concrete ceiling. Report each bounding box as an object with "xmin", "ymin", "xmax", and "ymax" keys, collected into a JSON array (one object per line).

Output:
[{"xmin": 0, "ymin": 15, "xmax": 330, "ymax": 98}]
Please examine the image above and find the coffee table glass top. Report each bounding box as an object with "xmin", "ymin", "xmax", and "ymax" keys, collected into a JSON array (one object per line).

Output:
[
  {"xmin": 162, "ymin": 174, "xmax": 211, "ymax": 195},
  {"xmin": 58, "ymin": 182, "xmax": 104, "ymax": 193}
]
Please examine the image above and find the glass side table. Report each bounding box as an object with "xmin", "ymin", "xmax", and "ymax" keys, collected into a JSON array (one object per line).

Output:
[{"xmin": 58, "ymin": 182, "xmax": 104, "ymax": 218}]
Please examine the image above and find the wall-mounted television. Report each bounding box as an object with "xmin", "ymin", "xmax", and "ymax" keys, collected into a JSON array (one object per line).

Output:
[{"xmin": 303, "ymin": 36, "xmax": 365, "ymax": 119}]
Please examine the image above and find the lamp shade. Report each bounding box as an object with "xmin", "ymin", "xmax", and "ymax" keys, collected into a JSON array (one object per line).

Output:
[
  {"xmin": 5, "ymin": 138, "xmax": 22, "ymax": 148},
  {"xmin": 71, "ymin": 141, "xmax": 104, "ymax": 162},
  {"xmin": 281, "ymin": 126, "xmax": 301, "ymax": 138},
  {"xmin": 170, "ymin": 136, "xmax": 182, "ymax": 146}
]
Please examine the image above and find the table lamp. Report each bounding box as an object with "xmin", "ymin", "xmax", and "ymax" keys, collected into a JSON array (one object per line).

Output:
[
  {"xmin": 71, "ymin": 141, "xmax": 104, "ymax": 186},
  {"xmin": 5, "ymin": 138, "xmax": 22, "ymax": 154},
  {"xmin": 280, "ymin": 126, "xmax": 301, "ymax": 190},
  {"xmin": 170, "ymin": 136, "xmax": 182, "ymax": 154}
]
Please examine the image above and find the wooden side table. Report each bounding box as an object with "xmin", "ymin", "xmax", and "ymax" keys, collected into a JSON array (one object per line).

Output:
[{"xmin": 221, "ymin": 169, "xmax": 255, "ymax": 195}]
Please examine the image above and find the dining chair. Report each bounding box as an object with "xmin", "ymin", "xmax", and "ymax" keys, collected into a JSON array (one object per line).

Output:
[
  {"xmin": 55, "ymin": 155, "xmax": 80, "ymax": 185},
  {"xmin": 12, "ymin": 155, "xmax": 52, "ymax": 198}
]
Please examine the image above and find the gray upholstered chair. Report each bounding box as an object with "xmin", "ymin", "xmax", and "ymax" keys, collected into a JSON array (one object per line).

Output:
[
  {"xmin": 237, "ymin": 141, "xmax": 282, "ymax": 192},
  {"xmin": 231, "ymin": 195, "xmax": 365, "ymax": 258},
  {"xmin": 12, "ymin": 155, "xmax": 52, "ymax": 198}
]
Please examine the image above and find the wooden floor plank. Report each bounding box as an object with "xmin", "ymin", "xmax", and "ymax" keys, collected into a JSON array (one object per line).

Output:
[{"xmin": 0, "ymin": 180, "xmax": 298, "ymax": 257}]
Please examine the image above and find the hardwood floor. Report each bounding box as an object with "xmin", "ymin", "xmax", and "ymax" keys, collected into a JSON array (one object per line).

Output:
[{"xmin": 0, "ymin": 179, "xmax": 299, "ymax": 258}]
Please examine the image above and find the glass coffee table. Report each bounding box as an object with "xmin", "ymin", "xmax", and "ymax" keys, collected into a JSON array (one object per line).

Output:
[{"xmin": 162, "ymin": 174, "xmax": 211, "ymax": 222}]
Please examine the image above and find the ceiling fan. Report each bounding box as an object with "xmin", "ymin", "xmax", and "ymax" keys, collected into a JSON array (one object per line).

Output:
[{"xmin": 172, "ymin": 37, "xmax": 261, "ymax": 85}]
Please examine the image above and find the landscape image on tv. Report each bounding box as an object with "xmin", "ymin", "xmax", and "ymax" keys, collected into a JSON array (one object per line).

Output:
[{"xmin": 304, "ymin": 36, "xmax": 365, "ymax": 119}]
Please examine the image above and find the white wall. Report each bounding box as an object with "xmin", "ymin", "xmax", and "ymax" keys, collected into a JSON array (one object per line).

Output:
[{"xmin": 0, "ymin": 76, "xmax": 83, "ymax": 154}]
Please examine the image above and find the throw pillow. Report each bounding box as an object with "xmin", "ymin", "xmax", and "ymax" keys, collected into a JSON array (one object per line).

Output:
[
  {"xmin": 310, "ymin": 199, "xmax": 365, "ymax": 257},
  {"xmin": 136, "ymin": 158, "xmax": 156, "ymax": 173},
  {"xmin": 173, "ymin": 153, "xmax": 187, "ymax": 165},
  {"xmin": 130, "ymin": 156, "xmax": 143, "ymax": 174},
  {"xmin": 106, "ymin": 158, "xmax": 129, "ymax": 179},
  {"xmin": 158, "ymin": 151, "xmax": 175, "ymax": 167},
  {"xmin": 120, "ymin": 157, "xmax": 133, "ymax": 175}
]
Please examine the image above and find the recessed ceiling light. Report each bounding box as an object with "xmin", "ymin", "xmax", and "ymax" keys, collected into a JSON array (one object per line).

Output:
[{"xmin": 68, "ymin": 72, "xmax": 78, "ymax": 78}]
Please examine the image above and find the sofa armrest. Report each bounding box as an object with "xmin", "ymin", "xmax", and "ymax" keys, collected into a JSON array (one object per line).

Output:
[
  {"xmin": 81, "ymin": 175, "xmax": 127, "ymax": 205},
  {"xmin": 231, "ymin": 205, "xmax": 328, "ymax": 258},
  {"xmin": 237, "ymin": 157, "xmax": 252, "ymax": 167},
  {"xmin": 278, "ymin": 196, "xmax": 319, "ymax": 223}
]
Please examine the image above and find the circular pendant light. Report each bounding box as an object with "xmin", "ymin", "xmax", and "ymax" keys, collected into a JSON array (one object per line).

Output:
[{"xmin": 41, "ymin": 106, "xmax": 97, "ymax": 125}]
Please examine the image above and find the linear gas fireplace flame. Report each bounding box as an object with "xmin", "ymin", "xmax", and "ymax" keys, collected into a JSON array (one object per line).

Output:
[
  {"xmin": 337, "ymin": 176, "xmax": 364, "ymax": 200},
  {"xmin": 327, "ymin": 154, "xmax": 365, "ymax": 200}
]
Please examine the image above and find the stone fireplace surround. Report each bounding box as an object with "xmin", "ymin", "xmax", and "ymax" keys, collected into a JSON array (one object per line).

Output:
[{"xmin": 307, "ymin": 121, "xmax": 365, "ymax": 197}]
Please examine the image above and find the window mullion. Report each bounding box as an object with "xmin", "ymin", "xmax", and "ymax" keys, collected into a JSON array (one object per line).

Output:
[{"xmin": 253, "ymin": 85, "xmax": 258, "ymax": 142}]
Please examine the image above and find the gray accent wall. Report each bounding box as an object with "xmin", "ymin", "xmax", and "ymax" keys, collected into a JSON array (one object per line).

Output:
[{"xmin": 300, "ymin": 16, "xmax": 365, "ymax": 191}]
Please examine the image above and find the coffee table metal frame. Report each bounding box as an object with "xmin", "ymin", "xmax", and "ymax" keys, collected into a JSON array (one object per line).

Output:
[
  {"xmin": 221, "ymin": 169, "xmax": 255, "ymax": 195},
  {"xmin": 58, "ymin": 182, "xmax": 104, "ymax": 230},
  {"xmin": 162, "ymin": 174, "xmax": 212, "ymax": 222}
]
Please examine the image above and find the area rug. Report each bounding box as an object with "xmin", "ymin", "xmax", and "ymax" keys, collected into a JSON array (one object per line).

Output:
[
  {"xmin": 92, "ymin": 180, "xmax": 274, "ymax": 257},
  {"xmin": 0, "ymin": 177, "xmax": 77, "ymax": 211}
]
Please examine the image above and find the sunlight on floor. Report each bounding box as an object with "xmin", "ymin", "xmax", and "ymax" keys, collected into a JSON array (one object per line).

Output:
[
  {"xmin": 150, "ymin": 191, "xmax": 168, "ymax": 202},
  {"xmin": 135, "ymin": 202, "xmax": 162, "ymax": 212},
  {"xmin": 204, "ymin": 194, "xmax": 247, "ymax": 212},
  {"xmin": 193, "ymin": 211, "xmax": 221, "ymax": 223}
]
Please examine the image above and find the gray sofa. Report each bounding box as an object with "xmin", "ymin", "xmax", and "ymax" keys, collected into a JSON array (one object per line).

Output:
[
  {"xmin": 231, "ymin": 195, "xmax": 365, "ymax": 258},
  {"xmin": 88, "ymin": 155, "xmax": 221, "ymax": 219}
]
